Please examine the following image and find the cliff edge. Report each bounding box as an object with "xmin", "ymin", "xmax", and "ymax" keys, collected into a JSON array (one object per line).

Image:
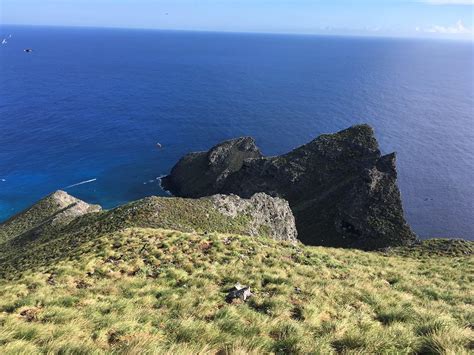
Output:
[
  {"xmin": 0, "ymin": 191, "xmax": 296, "ymax": 277},
  {"xmin": 162, "ymin": 124, "xmax": 417, "ymax": 250}
]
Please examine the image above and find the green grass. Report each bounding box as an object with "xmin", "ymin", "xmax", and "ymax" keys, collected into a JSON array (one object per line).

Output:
[
  {"xmin": 384, "ymin": 238, "xmax": 474, "ymax": 258},
  {"xmin": 0, "ymin": 193, "xmax": 66, "ymax": 244},
  {"xmin": 0, "ymin": 227, "xmax": 472, "ymax": 354},
  {"xmin": 0, "ymin": 195, "xmax": 283, "ymax": 279}
]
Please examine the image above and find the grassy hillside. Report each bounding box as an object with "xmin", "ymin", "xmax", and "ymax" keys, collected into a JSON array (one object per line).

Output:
[
  {"xmin": 0, "ymin": 227, "xmax": 472, "ymax": 354},
  {"xmin": 0, "ymin": 191, "xmax": 101, "ymax": 245},
  {"xmin": 0, "ymin": 194, "xmax": 295, "ymax": 279}
]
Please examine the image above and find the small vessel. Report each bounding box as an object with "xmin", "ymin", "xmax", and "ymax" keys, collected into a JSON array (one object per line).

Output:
[
  {"xmin": 24, "ymin": 48, "xmax": 33, "ymax": 53},
  {"xmin": 156, "ymin": 142, "xmax": 162, "ymax": 149}
]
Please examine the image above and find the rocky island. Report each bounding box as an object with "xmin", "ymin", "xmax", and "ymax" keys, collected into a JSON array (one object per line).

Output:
[{"xmin": 162, "ymin": 124, "xmax": 416, "ymax": 250}]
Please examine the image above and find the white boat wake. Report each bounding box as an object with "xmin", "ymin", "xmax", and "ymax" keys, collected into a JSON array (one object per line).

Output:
[{"xmin": 63, "ymin": 178, "xmax": 97, "ymax": 189}]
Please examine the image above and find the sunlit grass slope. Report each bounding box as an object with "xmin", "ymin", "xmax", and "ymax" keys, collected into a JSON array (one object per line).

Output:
[{"xmin": 0, "ymin": 227, "xmax": 472, "ymax": 354}]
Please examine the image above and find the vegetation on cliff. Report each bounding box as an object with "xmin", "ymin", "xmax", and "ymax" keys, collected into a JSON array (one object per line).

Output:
[
  {"xmin": 162, "ymin": 124, "xmax": 416, "ymax": 250},
  {"xmin": 0, "ymin": 191, "xmax": 296, "ymax": 278},
  {"xmin": 0, "ymin": 179, "xmax": 472, "ymax": 354}
]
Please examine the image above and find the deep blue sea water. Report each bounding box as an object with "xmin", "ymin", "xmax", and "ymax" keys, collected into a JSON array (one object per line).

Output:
[{"xmin": 0, "ymin": 25, "xmax": 473, "ymax": 239}]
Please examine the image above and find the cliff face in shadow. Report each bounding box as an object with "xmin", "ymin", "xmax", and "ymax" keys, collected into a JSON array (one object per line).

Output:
[{"xmin": 162, "ymin": 124, "xmax": 417, "ymax": 250}]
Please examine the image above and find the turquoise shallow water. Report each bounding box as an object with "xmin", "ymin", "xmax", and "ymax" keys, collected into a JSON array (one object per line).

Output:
[{"xmin": 0, "ymin": 25, "xmax": 473, "ymax": 239}]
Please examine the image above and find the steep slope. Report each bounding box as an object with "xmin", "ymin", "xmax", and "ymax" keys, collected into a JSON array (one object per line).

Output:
[
  {"xmin": 0, "ymin": 190, "xmax": 101, "ymax": 245},
  {"xmin": 0, "ymin": 227, "xmax": 472, "ymax": 354},
  {"xmin": 164, "ymin": 137, "xmax": 262, "ymax": 197},
  {"xmin": 0, "ymin": 190, "xmax": 472, "ymax": 354},
  {"xmin": 163, "ymin": 124, "xmax": 417, "ymax": 250},
  {"xmin": 0, "ymin": 191, "xmax": 296, "ymax": 278}
]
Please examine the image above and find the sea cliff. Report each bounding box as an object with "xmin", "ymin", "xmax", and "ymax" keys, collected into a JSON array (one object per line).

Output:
[{"xmin": 163, "ymin": 124, "xmax": 416, "ymax": 250}]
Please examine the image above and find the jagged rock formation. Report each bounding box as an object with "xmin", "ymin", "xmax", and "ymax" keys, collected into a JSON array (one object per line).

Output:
[
  {"xmin": 165, "ymin": 137, "xmax": 262, "ymax": 197},
  {"xmin": 208, "ymin": 193, "xmax": 297, "ymax": 241},
  {"xmin": 91, "ymin": 192, "xmax": 297, "ymax": 242},
  {"xmin": 162, "ymin": 124, "xmax": 417, "ymax": 250},
  {"xmin": 1, "ymin": 191, "xmax": 296, "ymax": 246}
]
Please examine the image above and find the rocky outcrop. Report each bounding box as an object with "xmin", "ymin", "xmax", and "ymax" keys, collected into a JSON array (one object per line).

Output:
[
  {"xmin": 162, "ymin": 137, "xmax": 262, "ymax": 197},
  {"xmin": 162, "ymin": 124, "xmax": 417, "ymax": 250},
  {"xmin": 0, "ymin": 191, "xmax": 297, "ymax": 249},
  {"xmin": 85, "ymin": 193, "xmax": 296, "ymax": 242},
  {"xmin": 0, "ymin": 191, "xmax": 296, "ymax": 278},
  {"xmin": 0, "ymin": 190, "xmax": 101, "ymax": 244},
  {"xmin": 207, "ymin": 193, "xmax": 297, "ymax": 241}
]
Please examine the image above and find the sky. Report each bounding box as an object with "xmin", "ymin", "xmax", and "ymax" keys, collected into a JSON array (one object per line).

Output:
[{"xmin": 0, "ymin": 0, "xmax": 473, "ymax": 39}]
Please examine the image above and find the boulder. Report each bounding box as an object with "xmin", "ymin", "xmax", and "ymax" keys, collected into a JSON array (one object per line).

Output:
[{"xmin": 226, "ymin": 283, "xmax": 252, "ymax": 303}]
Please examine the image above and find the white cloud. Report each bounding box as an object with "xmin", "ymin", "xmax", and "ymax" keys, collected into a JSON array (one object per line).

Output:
[
  {"xmin": 420, "ymin": 20, "xmax": 472, "ymax": 34},
  {"xmin": 420, "ymin": 0, "xmax": 473, "ymax": 5}
]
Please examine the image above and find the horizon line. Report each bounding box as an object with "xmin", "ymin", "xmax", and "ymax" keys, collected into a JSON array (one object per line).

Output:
[{"xmin": 1, "ymin": 23, "xmax": 473, "ymax": 43}]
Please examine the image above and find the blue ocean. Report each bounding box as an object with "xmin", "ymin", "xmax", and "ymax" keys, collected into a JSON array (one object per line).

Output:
[{"xmin": 0, "ymin": 26, "xmax": 473, "ymax": 239}]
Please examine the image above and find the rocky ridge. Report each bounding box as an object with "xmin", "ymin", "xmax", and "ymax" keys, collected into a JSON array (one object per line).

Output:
[
  {"xmin": 0, "ymin": 190, "xmax": 101, "ymax": 245},
  {"xmin": 0, "ymin": 191, "xmax": 296, "ymax": 277},
  {"xmin": 162, "ymin": 124, "xmax": 417, "ymax": 250}
]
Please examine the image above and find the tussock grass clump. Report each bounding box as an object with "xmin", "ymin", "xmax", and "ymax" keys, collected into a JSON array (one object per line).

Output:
[
  {"xmin": 384, "ymin": 238, "xmax": 474, "ymax": 257},
  {"xmin": 0, "ymin": 228, "xmax": 472, "ymax": 354}
]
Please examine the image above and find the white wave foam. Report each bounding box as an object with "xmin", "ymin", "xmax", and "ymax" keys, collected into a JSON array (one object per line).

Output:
[{"xmin": 157, "ymin": 174, "xmax": 172, "ymax": 196}]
